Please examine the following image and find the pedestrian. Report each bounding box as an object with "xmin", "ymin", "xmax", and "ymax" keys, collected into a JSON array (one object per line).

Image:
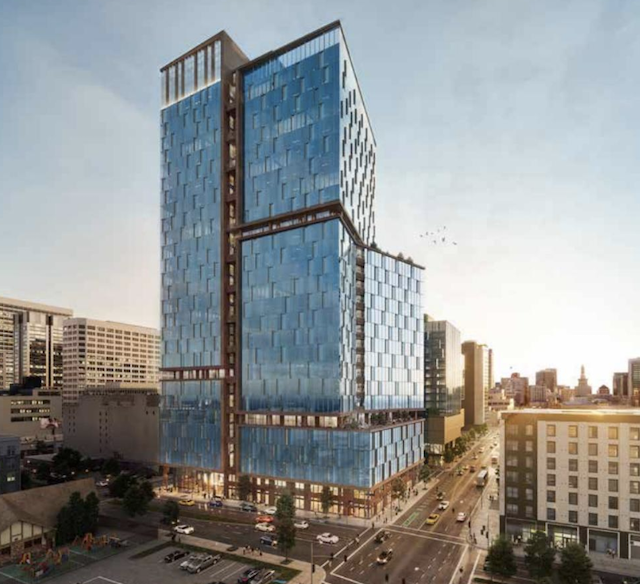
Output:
[
  {"xmin": 344, "ymin": 554, "xmax": 348, "ymax": 564},
  {"xmin": 355, "ymin": 536, "xmax": 360, "ymax": 545},
  {"xmin": 259, "ymin": 550, "xmax": 263, "ymax": 557}
]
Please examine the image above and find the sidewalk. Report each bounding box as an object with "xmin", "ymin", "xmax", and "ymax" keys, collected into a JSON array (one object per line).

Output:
[{"xmin": 161, "ymin": 529, "xmax": 326, "ymax": 584}]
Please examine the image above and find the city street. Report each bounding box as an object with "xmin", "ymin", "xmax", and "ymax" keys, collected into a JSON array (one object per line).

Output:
[{"xmin": 325, "ymin": 430, "xmax": 500, "ymax": 584}]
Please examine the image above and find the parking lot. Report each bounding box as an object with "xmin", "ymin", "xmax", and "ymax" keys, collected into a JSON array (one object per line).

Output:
[{"xmin": 45, "ymin": 541, "xmax": 296, "ymax": 584}]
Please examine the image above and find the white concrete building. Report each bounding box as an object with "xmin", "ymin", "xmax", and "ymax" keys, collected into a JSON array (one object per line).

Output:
[
  {"xmin": 62, "ymin": 318, "xmax": 160, "ymax": 403},
  {"xmin": 500, "ymin": 409, "xmax": 640, "ymax": 562}
]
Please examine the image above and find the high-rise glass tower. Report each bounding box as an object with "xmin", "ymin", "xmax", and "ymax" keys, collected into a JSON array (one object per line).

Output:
[{"xmin": 159, "ymin": 22, "xmax": 424, "ymax": 517}]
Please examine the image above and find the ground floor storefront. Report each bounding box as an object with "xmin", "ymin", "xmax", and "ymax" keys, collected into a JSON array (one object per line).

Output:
[
  {"xmin": 161, "ymin": 462, "xmax": 421, "ymax": 519},
  {"xmin": 501, "ymin": 516, "xmax": 640, "ymax": 560}
]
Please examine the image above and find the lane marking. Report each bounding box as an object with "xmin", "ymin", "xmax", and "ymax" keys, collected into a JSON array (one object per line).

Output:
[{"xmin": 468, "ymin": 552, "xmax": 480, "ymax": 584}]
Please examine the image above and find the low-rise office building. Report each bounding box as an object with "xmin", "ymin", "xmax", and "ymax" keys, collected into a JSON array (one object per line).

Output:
[
  {"xmin": 0, "ymin": 390, "xmax": 62, "ymax": 447},
  {"xmin": 63, "ymin": 384, "xmax": 159, "ymax": 465},
  {"xmin": 500, "ymin": 409, "xmax": 640, "ymax": 561}
]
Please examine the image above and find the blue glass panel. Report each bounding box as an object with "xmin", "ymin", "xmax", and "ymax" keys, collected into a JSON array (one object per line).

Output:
[
  {"xmin": 161, "ymin": 83, "xmax": 222, "ymax": 368},
  {"xmin": 160, "ymin": 380, "xmax": 222, "ymax": 469}
]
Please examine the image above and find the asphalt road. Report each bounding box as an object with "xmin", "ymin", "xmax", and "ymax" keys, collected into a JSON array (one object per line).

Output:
[
  {"xmin": 326, "ymin": 430, "xmax": 501, "ymax": 584},
  {"xmin": 100, "ymin": 501, "xmax": 363, "ymax": 565}
]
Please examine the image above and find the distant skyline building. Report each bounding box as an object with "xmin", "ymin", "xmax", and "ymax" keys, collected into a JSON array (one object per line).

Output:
[
  {"xmin": 462, "ymin": 341, "xmax": 493, "ymax": 427},
  {"xmin": 424, "ymin": 316, "xmax": 464, "ymax": 461},
  {"xmin": 501, "ymin": 373, "xmax": 529, "ymax": 406},
  {"xmin": 575, "ymin": 364, "xmax": 592, "ymax": 397},
  {"xmin": 0, "ymin": 297, "xmax": 73, "ymax": 390},
  {"xmin": 158, "ymin": 22, "xmax": 424, "ymax": 517},
  {"xmin": 62, "ymin": 318, "xmax": 160, "ymax": 403},
  {"xmin": 613, "ymin": 372, "xmax": 629, "ymax": 398},
  {"xmin": 630, "ymin": 358, "xmax": 640, "ymax": 405},
  {"xmin": 535, "ymin": 368, "xmax": 558, "ymax": 393}
]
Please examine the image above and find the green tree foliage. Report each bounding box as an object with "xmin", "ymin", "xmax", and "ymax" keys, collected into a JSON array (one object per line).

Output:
[
  {"xmin": 559, "ymin": 542, "xmax": 592, "ymax": 584},
  {"xmin": 276, "ymin": 492, "xmax": 296, "ymax": 522},
  {"xmin": 101, "ymin": 457, "xmax": 121, "ymax": 477},
  {"xmin": 277, "ymin": 517, "xmax": 297, "ymax": 560},
  {"xmin": 320, "ymin": 486, "xmax": 334, "ymax": 515},
  {"xmin": 524, "ymin": 531, "xmax": 556, "ymax": 581},
  {"xmin": 419, "ymin": 465, "xmax": 431, "ymax": 483},
  {"xmin": 162, "ymin": 499, "xmax": 180, "ymax": 525},
  {"xmin": 391, "ymin": 478, "xmax": 407, "ymax": 501},
  {"xmin": 139, "ymin": 480, "xmax": 155, "ymax": 504},
  {"xmin": 20, "ymin": 470, "xmax": 32, "ymax": 490},
  {"xmin": 52, "ymin": 447, "xmax": 84, "ymax": 476},
  {"xmin": 485, "ymin": 536, "xmax": 517, "ymax": 579},
  {"xmin": 35, "ymin": 462, "xmax": 50, "ymax": 482},
  {"xmin": 55, "ymin": 491, "xmax": 100, "ymax": 545},
  {"xmin": 109, "ymin": 473, "xmax": 136, "ymax": 498},
  {"xmin": 237, "ymin": 474, "xmax": 252, "ymax": 502},
  {"xmin": 122, "ymin": 484, "xmax": 149, "ymax": 517}
]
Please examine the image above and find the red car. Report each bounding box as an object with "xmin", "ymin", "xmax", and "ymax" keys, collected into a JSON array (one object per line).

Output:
[{"xmin": 256, "ymin": 515, "xmax": 274, "ymax": 524}]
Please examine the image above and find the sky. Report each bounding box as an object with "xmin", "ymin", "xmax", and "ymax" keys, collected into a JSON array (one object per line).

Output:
[{"xmin": 0, "ymin": 0, "xmax": 638, "ymax": 390}]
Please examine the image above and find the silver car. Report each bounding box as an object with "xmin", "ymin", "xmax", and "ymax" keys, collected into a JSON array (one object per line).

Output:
[
  {"xmin": 187, "ymin": 553, "xmax": 221, "ymax": 574},
  {"xmin": 251, "ymin": 570, "xmax": 276, "ymax": 584}
]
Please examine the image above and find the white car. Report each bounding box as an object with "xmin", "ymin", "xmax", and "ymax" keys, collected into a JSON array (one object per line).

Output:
[
  {"xmin": 456, "ymin": 512, "xmax": 467, "ymax": 522},
  {"xmin": 174, "ymin": 524, "xmax": 195, "ymax": 535},
  {"xmin": 264, "ymin": 506, "xmax": 278, "ymax": 515},
  {"xmin": 96, "ymin": 480, "xmax": 109, "ymax": 487},
  {"xmin": 317, "ymin": 533, "xmax": 339, "ymax": 545},
  {"xmin": 255, "ymin": 522, "xmax": 276, "ymax": 533},
  {"xmin": 294, "ymin": 520, "xmax": 309, "ymax": 529},
  {"xmin": 438, "ymin": 500, "xmax": 450, "ymax": 510}
]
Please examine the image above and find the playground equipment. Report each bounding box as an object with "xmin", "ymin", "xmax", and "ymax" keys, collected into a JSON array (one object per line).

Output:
[
  {"xmin": 19, "ymin": 552, "xmax": 31, "ymax": 565},
  {"xmin": 45, "ymin": 547, "xmax": 69, "ymax": 565}
]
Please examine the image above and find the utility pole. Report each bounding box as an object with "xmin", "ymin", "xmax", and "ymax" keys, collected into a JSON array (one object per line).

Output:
[{"xmin": 310, "ymin": 541, "xmax": 314, "ymax": 584}]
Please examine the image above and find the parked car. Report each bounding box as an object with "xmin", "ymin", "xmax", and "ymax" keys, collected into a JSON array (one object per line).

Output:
[
  {"xmin": 251, "ymin": 569, "xmax": 276, "ymax": 584},
  {"xmin": 179, "ymin": 498, "xmax": 195, "ymax": 507},
  {"xmin": 260, "ymin": 535, "xmax": 278, "ymax": 547},
  {"xmin": 436, "ymin": 492, "xmax": 445, "ymax": 501},
  {"xmin": 255, "ymin": 522, "xmax": 276, "ymax": 533},
  {"xmin": 425, "ymin": 514, "xmax": 440, "ymax": 525},
  {"xmin": 263, "ymin": 506, "xmax": 278, "ymax": 515},
  {"xmin": 96, "ymin": 479, "xmax": 109, "ymax": 487},
  {"xmin": 376, "ymin": 549, "xmax": 393, "ymax": 565},
  {"xmin": 180, "ymin": 554, "xmax": 199, "ymax": 570},
  {"xmin": 456, "ymin": 512, "xmax": 467, "ymax": 522},
  {"xmin": 438, "ymin": 500, "xmax": 450, "ymax": 510},
  {"xmin": 256, "ymin": 515, "xmax": 274, "ymax": 524},
  {"xmin": 164, "ymin": 549, "xmax": 188, "ymax": 563},
  {"xmin": 174, "ymin": 524, "xmax": 195, "ymax": 535},
  {"xmin": 374, "ymin": 530, "xmax": 390, "ymax": 544},
  {"xmin": 316, "ymin": 533, "xmax": 339, "ymax": 544},
  {"xmin": 241, "ymin": 502, "xmax": 258, "ymax": 513},
  {"xmin": 209, "ymin": 498, "xmax": 223, "ymax": 508},
  {"xmin": 238, "ymin": 569, "xmax": 262, "ymax": 584},
  {"xmin": 294, "ymin": 520, "xmax": 309, "ymax": 529},
  {"xmin": 469, "ymin": 465, "xmax": 476, "ymax": 472},
  {"xmin": 187, "ymin": 553, "xmax": 221, "ymax": 574}
]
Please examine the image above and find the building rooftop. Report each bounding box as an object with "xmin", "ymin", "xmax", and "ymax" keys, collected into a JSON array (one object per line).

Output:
[
  {"xmin": 0, "ymin": 296, "xmax": 72, "ymax": 316},
  {"xmin": 505, "ymin": 408, "xmax": 640, "ymax": 417}
]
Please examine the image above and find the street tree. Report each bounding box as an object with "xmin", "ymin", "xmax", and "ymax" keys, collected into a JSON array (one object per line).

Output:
[
  {"xmin": 419, "ymin": 465, "xmax": 431, "ymax": 483},
  {"xmin": 485, "ymin": 536, "xmax": 517, "ymax": 580},
  {"xmin": 276, "ymin": 491, "xmax": 296, "ymax": 522},
  {"xmin": 109, "ymin": 473, "xmax": 136, "ymax": 498},
  {"xmin": 238, "ymin": 474, "xmax": 252, "ymax": 502},
  {"xmin": 320, "ymin": 486, "xmax": 334, "ymax": 515},
  {"xmin": 140, "ymin": 480, "xmax": 156, "ymax": 504},
  {"xmin": 277, "ymin": 517, "xmax": 297, "ymax": 561},
  {"xmin": 558, "ymin": 542, "xmax": 592, "ymax": 584},
  {"xmin": 162, "ymin": 499, "xmax": 180, "ymax": 525},
  {"xmin": 524, "ymin": 531, "xmax": 556, "ymax": 581},
  {"xmin": 101, "ymin": 457, "xmax": 121, "ymax": 477},
  {"xmin": 391, "ymin": 478, "xmax": 407, "ymax": 502},
  {"xmin": 123, "ymin": 484, "xmax": 149, "ymax": 517},
  {"xmin": 56, "ymin": 492, "xmax": 99, "ymax": 544}
]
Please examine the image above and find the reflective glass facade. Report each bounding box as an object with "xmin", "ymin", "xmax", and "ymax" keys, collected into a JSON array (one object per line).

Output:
[
  {"xmin": 240, "ymin": 421, "xmax": 423, "ymax": 488},
  {"xmin": 161, "ymin": 83, "xmax": 223, "ymax": 369},
  {"xmin": 160, "ymin": 24, "xmax": 424, "ymax": 500},
  {"xmin": 243, "ymin": 28, "xmax": 375, "ymax": 244},
  {"xmin": 424, "ymin": 319, "xmax": 463, "ymax": 416},
  {"xmin": 241, "ymin": 219, "xmax": 358, "ymax": 413},
  {"xmin": 160, "ymin": 380, "xmax": 222, "ymax": 469},
  {"xmin": 364, "ymin": 250, "xmax": 423, "ymax": 410}
]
